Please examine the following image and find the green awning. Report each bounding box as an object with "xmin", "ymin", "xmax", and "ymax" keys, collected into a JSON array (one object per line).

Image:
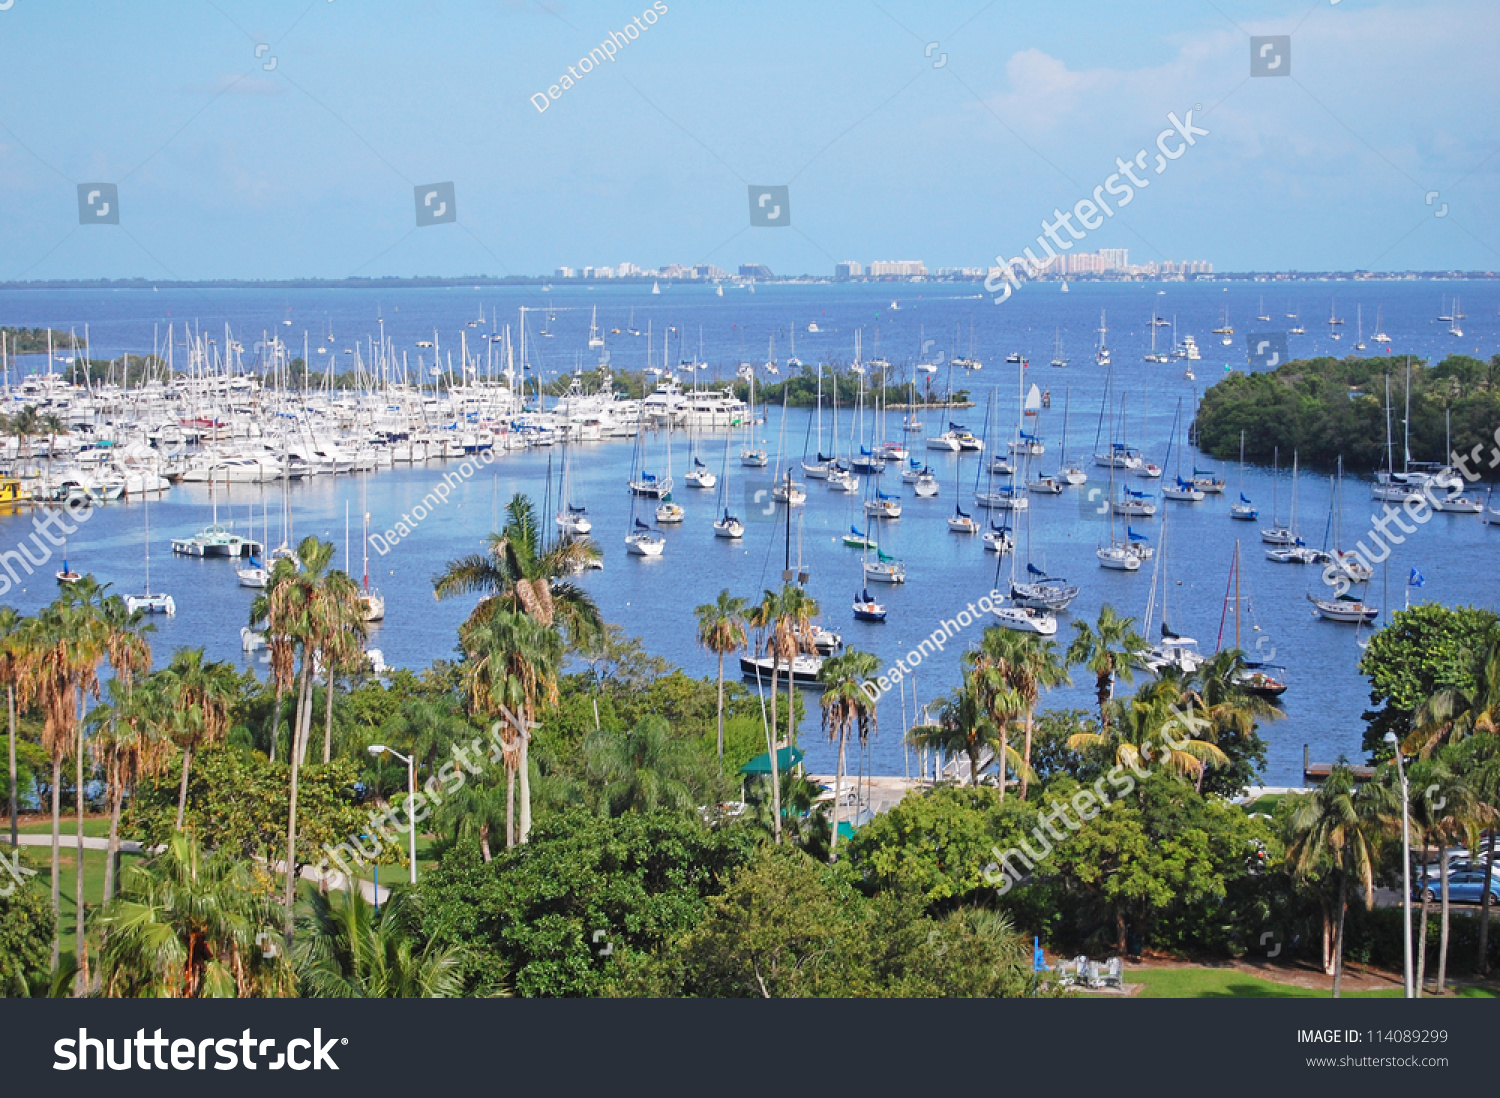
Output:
[
  {"xmin": 836, "ymin": 821, "xmax": 857, "ymax": 841},
  {"xmin": 739, "ymin": 746, "xmax": 805, "ymax": 775}
]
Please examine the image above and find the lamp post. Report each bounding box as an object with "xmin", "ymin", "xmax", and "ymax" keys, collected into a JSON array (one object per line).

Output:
[
  {"xmin": 368, "ymin": 745, "xmax": 417, "ymax": 886},
  {"xmin": 1384, "ymin": 731, "xmax": 1413, "ymax": 998}
]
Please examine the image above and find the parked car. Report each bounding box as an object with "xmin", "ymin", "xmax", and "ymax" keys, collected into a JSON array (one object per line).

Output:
[{"xmin": 1412, "ymin": 869, "xmax": 1500, "ymax": 906}]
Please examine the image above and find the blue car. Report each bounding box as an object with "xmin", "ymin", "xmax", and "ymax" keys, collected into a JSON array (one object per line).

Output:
[{"xmin": 1413, "ymin": 869, "xmax": 1500, "ymax": 906}]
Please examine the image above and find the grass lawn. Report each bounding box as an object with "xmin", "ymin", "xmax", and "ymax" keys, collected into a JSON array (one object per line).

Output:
[
  {"xmin": 354, "ymin": 835, "xmax": 438, "ymax": 887},
  {"xmin": 1130, "ymin": 966, "xmax": 1497, "ymax": 999},
  {"xmin": 16, "ymin": 845, "xmax": 146, "ymax": 958},
  {"xmin": 17, "ymin": 817, "xmax": 113, "ymax": 839},
  {"xmin": 1243, "ymin": 794, "xmax": 1284, "ymax": 816}
]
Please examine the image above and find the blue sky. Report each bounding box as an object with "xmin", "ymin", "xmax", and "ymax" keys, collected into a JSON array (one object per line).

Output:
[{"xmin": 0, "ymin": 0, "xmax": 1494, "ymax": 279}]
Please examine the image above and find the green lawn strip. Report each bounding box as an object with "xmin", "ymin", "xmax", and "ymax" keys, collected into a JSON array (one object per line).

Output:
[
  {"xmin": 1130, "ymin": 966, "xmax": 1495, "ymax": 999},
  {"xmin": 15, "ymin": 818, "xmax": 113, "ymax": 839},
  {"xmin": 19, "ymin": 846, "xmax": 146, "ymax": 958}
]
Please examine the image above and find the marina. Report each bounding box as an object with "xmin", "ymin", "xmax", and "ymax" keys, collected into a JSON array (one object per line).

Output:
[{"xmin": 0, "ymin": 277, "xmax": 1495, "ymax": 786}]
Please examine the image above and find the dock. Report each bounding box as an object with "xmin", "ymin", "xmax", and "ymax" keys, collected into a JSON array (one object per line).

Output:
[{"xmin": 1303, "ymin": 744, "xmax": 1376, "ymax": 783}]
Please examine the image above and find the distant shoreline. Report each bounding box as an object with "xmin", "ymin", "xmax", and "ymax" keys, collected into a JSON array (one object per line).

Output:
[{"xmin": 0, "ymin": 271, "xmax": 1497, "ymax": 291}]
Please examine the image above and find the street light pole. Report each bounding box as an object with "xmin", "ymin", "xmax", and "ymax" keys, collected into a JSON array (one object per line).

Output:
[
  {"xmin": 1385, "ymin": 732, "xmax": 1414, "ymax": 998},
  {"xmin": 369, "ymin": 745, "xmax": 418, "ymax": 886}
]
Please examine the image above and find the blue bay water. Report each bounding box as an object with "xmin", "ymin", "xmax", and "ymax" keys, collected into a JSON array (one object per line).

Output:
[{"xmin": 0, "ymin": 278, "xmax": 1495, "ymax": 785}]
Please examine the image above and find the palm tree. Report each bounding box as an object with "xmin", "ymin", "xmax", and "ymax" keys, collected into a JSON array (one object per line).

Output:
[
  {"xmin": 818, "ymin": 648, "xmax": 879, "ymax": 859},
  {"xmin": 93, "ymin": 592, "xmax": 152, "ymax": 909},
  {"xmin": 98, "ymin": 831, "xmax": 292, "ymax": 998},
  {"xmin": 1285, "ymin": 766, "xmax": 1379, "ymax": 997},
  {"xmin": 159, "ymin": 648, "xmax": 239, "ymax": 830},
  {"xmin": 294, "ymin": 884, "xmax": 469, "ymax": 997},
  {"xmin": 1408, "ymin": 633, "xmax": 1500, "ymax": 758},
  {"xmin": 585, "ymin": 714, "xmax": 699, "ymax": 816},
  {"xmin": 433, "ymin": 492, "xmax": 603, "ymax": 644},
  {"xmin": 1419, "ymin": 754, "xmax": 1490, "ymax": 995},
  {"xmin": 908, "ymin": 672, "xmax": 1025, "ymax": 787},
  {"xmin": 695, "ymin": 589, "xmax": 749, "ymax": 769},
  {"xmin": 432, "ymin": 773, "xmax": 510, "ymax": 863},
  {"xmin": 7, "ymin": 405, "xmax": 38, "ymax": 470},
  {"xmin": 1065, "ymin": 604, "xmax": 1147, "ymax": 735},
  {"xmin": 0, "ymin": 607, "xmax": 29, "ymax": 848},
  {"xmin": 311, "ymin": 560, "xmax": 366, "ymax": 764},
  {"xmin": 88, "ymin": 679, "xmax": 169, "ymax": 906},
  {"xmin": 31, "ymin": 585, "xmax": 107, "ymax": 974},
  {"xmin": 972, "ymin": 629, "xmax": 1069, "ymax": 801},
  {"xmin": 460, "ymin": 609, "xmax": 562, "ymax": 846},
  {"xmin": 1067, "ymin": 679, "xmax": 1229, "ymax": 780}
]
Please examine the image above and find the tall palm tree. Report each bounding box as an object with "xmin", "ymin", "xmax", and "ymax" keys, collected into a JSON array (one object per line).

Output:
[
  {"xmin": 1065, "ymin": 604, "xmax": 1147, "ymax": 735},
  {"xmin": 93, "ymin": 592, "xmax": 152, "ymax": 908},
  {"xmin": 294, "ymin": 884, "xmax": 468, "ymax": 997},
  {"xmin": 818, "ymin": 648, "xmax": 879, "ymax": 859},
  {"xmin": 31, "ymin": 585, "xmax": 107, "ymax": 974},
  {"xmin": 88, "ymin": 679, "xmax": 169, "ymax": 906},
  {"xmin": 1419, "ymin": 754, "xmax": 1490, "ymax": 995},
  {"xmin": 747, "ymin": 585, "xmax": 818, "ymax": 843},
  {"xmin": 433, "ymin": 492, "xmax": 603, "ymax": 643},
  {"xmin": 0, "ymin": 607, "xmax": 29, "ymax": 848},
  {"xmin": 311, "ymin": 560, "xmax": 366, "ymax": 764},
  {"xmin": 98, "ymin": 831, "xmax": 292, "ymax": 998},
  {"xmin": 432, "ymin": 773, "xmax": 510, "ymax": 863},
  {"xmin": 1285, "ymin": 766, "xmax": 1379, "ymax": 997},
  {"xmin": 585, "ymin": 714, "xmax": 699, "ymax": 816},
  {"xmin": 908, "ymin": 672, "xmax": 1025, "ymax": 787},
  {"xmin": 159, "ymin": 648, "xmax": 239, "ymax": 831},
  {"xmin": 1407, "ymin": 632, "xmax": 1500, "ymax": 758},
  {"xmin": 972, "ymin": 629, "xmax": 1069, "ymax": 801},
  {"xmin": 695, "ymin": 589, "xmax": 749, "ymax": 769},
  {"xmin": 460, "ymin": 608, "xmax": 562, "ymax": 847}
]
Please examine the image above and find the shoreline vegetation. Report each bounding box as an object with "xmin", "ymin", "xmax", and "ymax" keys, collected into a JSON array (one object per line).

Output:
[
  {"xmin": 1, "ymin": 328, "xmax": 85, "ymax": 354},
  {"xmin": 1193, "ymin": 352, "xmax": 1500, "ymax": 473}
]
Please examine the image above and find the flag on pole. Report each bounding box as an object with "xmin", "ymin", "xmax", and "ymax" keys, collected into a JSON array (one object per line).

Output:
[{"xmin": 1408, "ymin": 568, "xmax": 1425, "ymax": 588}]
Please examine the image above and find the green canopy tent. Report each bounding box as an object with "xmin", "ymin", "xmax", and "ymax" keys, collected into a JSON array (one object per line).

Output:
[{"xmin": 739, "ymin": 746, "xmax": 805, "ymax": 803}]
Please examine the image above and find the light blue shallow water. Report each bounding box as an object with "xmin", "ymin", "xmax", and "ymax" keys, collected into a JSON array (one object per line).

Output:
[{"xmin": 0, "ymin": 278, "xmax": 1494, "ymax": 784}]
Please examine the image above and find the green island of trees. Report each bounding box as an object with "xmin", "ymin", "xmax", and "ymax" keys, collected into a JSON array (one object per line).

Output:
[
  {"xmin": 0, "ymin": 328, "xmax": 85, "ymax": 355},
  {"xmin": 0, "ymin": 494, "xmax": 1496, "ymax": 998},
  {"xmin": 1193, "ymin": 353, "xmax": 1500, "ymax": 473}
]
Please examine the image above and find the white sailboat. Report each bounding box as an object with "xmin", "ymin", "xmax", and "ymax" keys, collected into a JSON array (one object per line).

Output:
[
  {"xmin": 1095, "ymin": 310, "xmax": 1110, "ymax": 366},
  {"xmin": 587, "ymin": 305, "xmax": 605, "ymax": 349},
  {"xmin": 1260, "ymin": 447, "xmax": 1296, "ymax": 544},
  {"xmin": 358, "ymin": 498, "xmax": 386, "ymax": 622},
  {"xmin": 557, "ymin": 442, "xmax": 593, "ymax": 536},
  {"xmin": 126, "ymin": 495, "xmax": 175, "ymax": 616},
  {"xmin": 740, "ymin": 365, "xmax": 768, "ymax": 466},
  {"xmin": 712, "ymin": 432, "xmax": 744, "ymax": 539},
  {"xmin": 655, "ymin": 419, "xmax": 686, "ymax": 523}
]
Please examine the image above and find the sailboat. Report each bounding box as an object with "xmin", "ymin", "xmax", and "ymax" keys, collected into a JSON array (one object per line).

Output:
[
  {"xmin": 358, "ymin": 500, "xmax": 386, "ymax": 622},
  {"xmin": 651, "ymin": 281, "xmax": 660, "ymax": 295},
  {"xmin": 1316, "ymin": 457, "xmax": 1373, "ymax": 583},
  {"xmin": 1260, "ymin": 447, "xmax": 1296, "ymax": 543},
  {"xmin": 1098, "ymin": 457, "xmax": 1143, "ymax": 572},
  {"xmin": 715, "ymin": 283, "xmax": 724, "ymax": 297},
  {"xmin": 1372, "ymin": 306, "xmax": 1391, "ymax": 344},
  {"xmin": 1058, "ymin": 387, "xmax": 1086, "ymax": 485},
  {"xmin": 913, "ymin": 463, "xmax": 939, "ymax": 498},
  {"xmin": 1430, "ymin": 409, "xmax": 1482, "ymax": 512},
  {"xmin": 1140, "ymin": 508, "xmax": 1201, "ymax": 674},
  {"xmin": 125, "ymin": 496, "xmax": 175, "ymax": 615},
  {"xmin": 655, "ymin": 420, "xmax": 686, "ymax": 523},
  {"xmin": 740, "ymin": 366, "xmax": 768, "ymax": 466},
  {"xmin": 1095, "ymin": 310, "xmax": 1110, "ymax": 366},
  {"xmin": 1256, "ymin": 297, "xmax": 1270, "ymax": 322},
  {"xmin": 557, "ymin": 442, "xmax": 592, "ymax": 536},
  {"xmin": 237, "ymin": 501, "xmax": 270, "ymax": 587},
  {"xmin": 863, "ymin": 545, "xmax": 906, "ymax": 584},
  {"xmin": 948, "ymin": 453, "xmax": 978, "ymax": 532},
  {"xmin": 993, "ymin": 533, "xmax": 1059, "ymax": 634},
  {"xmin": 1327, "ymin": 298, "xmax": 1343, "ymax": 341},
  {"xmin": 852, "ymin": 587, "xmax": 887, "ymax": 622},
  {"xmin": 1218, "ymin": 542, "xmax": 1290, "ymax": 696},
  {"xmin": 1010, "ymin": 475, "xmax": 1078, "ymax": 609},
  {"xmin": 1161, "ymin": 398, "xmax": 1205, "ymax": 501},
  {"xmin": 1354, "ymin": 305, "xmax": 1367, "ymax": 351},
  {"xmin": 1049, "ymin": 328, "xmax": 1067, "ymax": 368},
  {"xmin": 1449, "ymin": 297, "xmax": 1464, "ymax": 338},
  {"xmin": 1144, "ymin": 308, "xmax": 1169, "ymax": 362},
  {"xmin": 800, "ymin": 364, "xmax": 832, "ymax": 480},
  {"xmin": 587, "ymin": 306, "xmax": 605, "ymax": 349},
  {"xmin": 712, "ymin": 432, "xmax": 744, "ymax": 539},
  {"xmin": 1265, "ymin": 452, "xmax": 1318, "ymax": 563},
  {"xmin": 1230, "ymin": 432, "xmax": 1258, "ymax": 520}
]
